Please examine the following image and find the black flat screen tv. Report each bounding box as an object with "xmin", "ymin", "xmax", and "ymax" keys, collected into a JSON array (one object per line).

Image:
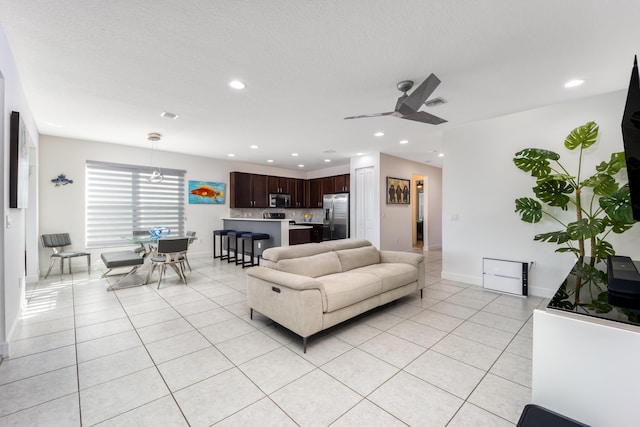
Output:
[{"xmin": 622, "ymin": 56, "xmax": 640, "ymax": 221}]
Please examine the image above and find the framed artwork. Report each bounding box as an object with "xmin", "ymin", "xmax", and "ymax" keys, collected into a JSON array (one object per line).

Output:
[
  {"xmin": 386, "ymin": 176, "xmax": 410, "ymax": 205},
  {"xmin": 188, "ymin": 180, "xmax": 225, "ymax": 204},
  {"xmin": 9, "ymin": 111, "xmax": 29, "ymax": 209}
]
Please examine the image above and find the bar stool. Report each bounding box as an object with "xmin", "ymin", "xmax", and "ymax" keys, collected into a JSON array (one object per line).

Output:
[
  {"xmin": 213, "ymin": 229, "xmax": 234, "ymax": 260},
  {"xmin": 226, "ymin": 230, "xmax": 249, "ymax": 264},
  {"xmin": 240, "ymin": 232, "xmax": 270, "ymax": 268}
]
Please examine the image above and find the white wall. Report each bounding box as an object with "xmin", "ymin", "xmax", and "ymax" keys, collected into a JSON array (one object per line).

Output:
[
  {"xmin": 442, "ymin": 90, "xmax": 640, "ymax": 297},
  {"xmin": 1, "ymin": 25, "xmax": 39, "ymax": 356},
  {"xmin": 38, "ymin": 135, "xmax": 332, "ymax": 274}
]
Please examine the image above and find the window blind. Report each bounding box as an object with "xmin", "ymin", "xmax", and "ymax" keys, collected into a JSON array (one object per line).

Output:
[{"xmin": 86, "ymin": 161, "xmax": 186, "ymax": 248}]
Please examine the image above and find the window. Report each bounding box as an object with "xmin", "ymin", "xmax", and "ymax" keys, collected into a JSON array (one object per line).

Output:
[{"xmin": 86, "ymin": 161, "xmax": 186, "ymax": 248}]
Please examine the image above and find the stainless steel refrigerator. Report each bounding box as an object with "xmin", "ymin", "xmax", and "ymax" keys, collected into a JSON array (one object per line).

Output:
[{"xmin": 323, "ymin": 193, "xmax": 349, "ymax": 240}]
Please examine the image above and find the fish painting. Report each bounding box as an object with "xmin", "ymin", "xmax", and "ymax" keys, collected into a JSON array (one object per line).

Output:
[
  {"xmin": 51, "ymin": 174, "xmax": 73, "ymax": 186},
  {"xmin": 188, "ymin": 181, "xmax": 225, "ymax": 204},
  {"xmin": 190, "ymin": 185, "xmax": 220, "ymax": 199}
]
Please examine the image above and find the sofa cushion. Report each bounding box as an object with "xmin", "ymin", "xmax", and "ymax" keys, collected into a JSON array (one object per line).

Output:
[
  {"xmin": 352, "ymin": 263, "xmax": 418, "ymax": 292},
  {"xmin": 317, "ymin": 272, "xmax": 382, "ymax": 312},
  {"xmin": 276, "ymin": 251, "xmax": 342, "ymax": 278},
  {"xmin": 322, "ymin": 239, "xmax": 372, "ymax": 251},
  {"xmin": 336, "ymin": 246, "xmax": 381, "ymax": 272},
  {"xmin": 262, "ymin": 243, "xmax": 331, "ymax": 263}
]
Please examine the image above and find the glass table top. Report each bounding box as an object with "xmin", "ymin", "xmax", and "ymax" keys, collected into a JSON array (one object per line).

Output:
[{"xmin": 548, "ymin": 259, "xmax": 640, "ymax": 327}]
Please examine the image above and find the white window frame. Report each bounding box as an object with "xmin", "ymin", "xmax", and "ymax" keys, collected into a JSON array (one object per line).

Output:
[{"xmin": 85, "ymin": 160, "xmax": 186, "ymax": 248}]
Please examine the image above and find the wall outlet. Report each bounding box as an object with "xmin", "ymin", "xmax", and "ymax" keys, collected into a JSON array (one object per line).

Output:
[{"xmin": 258, "ymin": 242, "xmax": 262, "ymax": 248}]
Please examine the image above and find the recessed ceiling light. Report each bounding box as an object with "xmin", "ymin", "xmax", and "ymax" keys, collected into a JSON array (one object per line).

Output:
[
  {"xmin": 374, "ymin": 132, "xmax": 384, "ymax": 137},
  {"xmin": 229, "ymin": 80, "xmax": 246, "ymax": 90},
  {"xmin": 324, "ymin": 159, "xmax": 331, "ymax": 162},
  {"xmin": 267, "ymin": 159, "xmax": 274, "ymax": 163},
  {"xmin": 291, "ymin": 153, "xmax": 299, "ymax": 157},
  {"xmin": 298, "ymin": 164, "xmax": 304, "ymax": 168},
  {"xmin": 399, "ymin": 140, "xmax": 409, "ymax": 144},
  {"xmin": 250, "ymin": 145, "xmax": 258, "ymax": 149},
  {"xmin": 161, "ymin": 111, "xmax": 178, "ymax": 119},
  {"xmin": 357, "ymin": 152, "xmax": 364, "ymax": 156},
  {"xmin": 564, "ymin": 79, "xmax": 584, "ymax": 88},
  {"xmin": 227, "ymin": 153, "xmax": 235, "ymax": 157},
  {"xmin": 438, "ymin": 153, "xmax": 445, "ymax": 158}
]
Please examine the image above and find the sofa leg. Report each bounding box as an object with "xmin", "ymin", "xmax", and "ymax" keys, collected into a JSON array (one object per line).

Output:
[
  {"xmin": 250, "ymin": 308, "xmax": 253, "ymax": 320},
  {"xmin": 303, "ymin": 337, "xmax": 307, "ymax": 353},
  {"xmin": 420, "ymin": 289, "xmax": 423, "ymax": 299}
]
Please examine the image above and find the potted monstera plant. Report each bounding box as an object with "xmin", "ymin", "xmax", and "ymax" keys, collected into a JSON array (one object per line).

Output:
[{"xmin": 513, "ymin": 121, "xmax": 636, "ymax": 305}]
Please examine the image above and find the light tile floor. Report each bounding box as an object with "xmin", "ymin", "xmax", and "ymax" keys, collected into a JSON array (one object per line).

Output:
[{"xmin": 0, "ymin": 250, "xmax": 543, "ymax": 426}]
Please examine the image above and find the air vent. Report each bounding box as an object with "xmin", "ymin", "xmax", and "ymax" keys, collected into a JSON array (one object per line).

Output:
[
  {"xmin": 161, "ymin": 112, "xmax": 179, "ymax": 119},
  {"xmin": 323, "ymin": 149, "xmax": 336, "ymax": 154},
  {"xmin": 424, "ymin": 97, "xmax": 446, "ymax": 107}
]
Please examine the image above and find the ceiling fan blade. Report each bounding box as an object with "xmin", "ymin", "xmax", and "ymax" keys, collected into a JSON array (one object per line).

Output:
[
  {"xmin": 401, "ymin": 111, "xmax": 447, "ymax": 125},
  {"xmin": 344, "ymin": 112, "xmax": 394, "ymax": 120},
  {"xmin": 397, "ymin": 74, "xmax": 441, "ymax": 115}
]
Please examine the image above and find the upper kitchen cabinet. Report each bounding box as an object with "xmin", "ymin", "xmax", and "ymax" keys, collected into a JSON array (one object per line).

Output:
[
  {"xmin": 288, "ymin": 178, "xmax": 306, "ymax": 208},
  {"xmin": 307, "ymin": 178, "xmax": 323, "ymax": 208},
  {"xmin": 333, "ymin": 174, "xmax": 350, "ymax": 193},
  {"xmin": 267, "ymin": 176, "xmax": 289, "ymax": 194},
  {"xmin": 230, "ymin": 172, "xmax": 268, "ymax": 208}
]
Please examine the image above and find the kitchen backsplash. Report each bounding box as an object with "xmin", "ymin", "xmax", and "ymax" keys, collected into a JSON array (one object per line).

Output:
[{"xmin": 230, "ymin": 208, "xmax": 324, "ymax": 222}]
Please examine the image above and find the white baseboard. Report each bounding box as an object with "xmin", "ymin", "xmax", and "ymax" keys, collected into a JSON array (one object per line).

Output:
[
  {"xmin": 441, "ymin": 271, "xmax": 482, "ymax": 286},
  {"xmin": 428, "ymin": 244, "xmax": 442, "ymax": 251},
  {"xmin": 1, "ymin": 341, "xmax": 8, "ymax": 358}
]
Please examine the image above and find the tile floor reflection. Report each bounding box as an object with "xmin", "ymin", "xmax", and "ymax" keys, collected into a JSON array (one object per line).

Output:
[{"xmin": 0, "ymin": 250, "xmax": 542, "ymax": 426}]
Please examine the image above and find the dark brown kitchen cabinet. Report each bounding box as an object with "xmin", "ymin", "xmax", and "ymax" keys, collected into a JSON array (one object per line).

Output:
[
  {"xmin": 334, "ymin": 174, "xmax": 350, "ymax": 192},
  {"xmin": 229, "ymin": 172, "xmax": 268, "ymax": 208},
  {"xmin": 289, "ymin": 178, "xmax": 305, "ymax": 208},
  {"xmin": 289, "ymin": 228, "xmax": 312, "ymax": 245},
  {"xmin": 267, "ymin": 176, "xmax": 289, "ymax": 194},
  {"xmin": 310, "ymin": 224, "xmax": 324, "ymax": 243},
  {"xmin": 307, "ymin": 178, "xmax": 323, "ymax": 208},
  {"xmin": 321, "ymin": 176, "xmax": 335, "ymax": 194}
]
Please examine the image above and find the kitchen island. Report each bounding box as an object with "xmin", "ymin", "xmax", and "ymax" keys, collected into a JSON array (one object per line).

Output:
[{"xmin": 221, "ymin": 218, "xmax": 313, "ymax": 253}]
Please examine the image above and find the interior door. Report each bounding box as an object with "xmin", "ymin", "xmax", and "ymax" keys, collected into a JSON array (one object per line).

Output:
[{"xmin": 355, "ymin": 166, "xmax": 375, "ymax": 241}]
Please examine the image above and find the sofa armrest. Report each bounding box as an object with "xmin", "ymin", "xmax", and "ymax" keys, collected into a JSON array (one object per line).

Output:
[
  {"xmin": 379, "ymin": 251, "xmax": 423, "ymax": 267},
  {"xmin": 379, "ymin": 251, "xmax": 425, "ymax": 290},
  {"xmin": 246, "ymin": 267, "xmax": 327, "ymax": 337},
  {"xmin": 246, "ymin": 266, "xmax": 325, "ymax": 292}
]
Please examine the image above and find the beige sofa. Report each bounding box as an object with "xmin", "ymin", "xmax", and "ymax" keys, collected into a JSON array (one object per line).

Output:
[{"xmin": 246, "ymin": 239, "xmax": 425, "ymax": 351}]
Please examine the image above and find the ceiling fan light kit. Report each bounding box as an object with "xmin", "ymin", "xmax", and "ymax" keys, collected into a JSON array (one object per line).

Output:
[
  {"xmin": 147, "ymin": 132, "xmax": 164, "ymax": 183},
  {"xmin": 344, "ymin": 73, "xmax": 447, "ymax": 125}
]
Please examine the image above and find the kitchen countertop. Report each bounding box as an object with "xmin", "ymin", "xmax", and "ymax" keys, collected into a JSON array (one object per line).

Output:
[{"xmin": 289, "ymin": 225, "xmax": 313, "ymax": 230}]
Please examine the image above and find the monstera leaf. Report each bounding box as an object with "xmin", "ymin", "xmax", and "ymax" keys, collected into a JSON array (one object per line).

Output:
[
  {"xmin": 566, "ymin": 218, "xmax": 606, "ymax": 240},
  {"xmin": 600, "ymin": 184, "xmax": 635, "ymax": 224},
  {"xmin": 595, "ymin": 152, "xmax": 626, "ymax": 175},
  {"xmin": 515, "ymin": 198, "xmax": 542, "ymax": 223},
  {"xmin": 593, "ymin": 239, "xmax": 615, "ymax": 263},
  {"xmin": 581, "ymin": 174, "xmax": 619, "ymax": 196},
  {"xmin": 564, "ymin": 121, "xmax": 599, "ymax": 150},
  {"xmin": 533, "ymin": 176, "xmax": 573, "ymax": 209},
  {"xmin": 513, "ymin": 148, "xmax": 559, "ymax": 178},
  {"xmin": 534, "ymin": 230, "xmax": 571, "ymax": 244}
]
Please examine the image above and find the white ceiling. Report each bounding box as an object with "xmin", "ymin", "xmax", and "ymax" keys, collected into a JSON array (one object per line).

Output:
[{"xmin": 1, "ymin": 0, "xmax": 639, "ymax": 171}]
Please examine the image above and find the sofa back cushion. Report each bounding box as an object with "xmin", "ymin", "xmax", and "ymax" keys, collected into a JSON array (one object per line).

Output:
[
  {"xmin": 322, "ymin": 239, "xmax": 372, "ymax": 251},
  {"xmin": 276, "ymin": 251, "xmax": 342, "ymax": 278},
  {"xmin": 336, "ymin": 245, "xmax": 380, "ymax": 272},
  {"xmin": 262, "ymin": 243, "xmax": 331, "ymax": 263}
]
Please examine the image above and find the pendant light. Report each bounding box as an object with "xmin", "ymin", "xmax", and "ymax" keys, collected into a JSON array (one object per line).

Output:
[{"xmin": 147, "ymin": 132, "xmax": 164, "ymax": 183}]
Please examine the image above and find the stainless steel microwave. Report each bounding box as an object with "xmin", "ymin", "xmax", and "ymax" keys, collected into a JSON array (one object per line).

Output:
[{"xmin": 269, "ymin": 193, "xmax": 291, "ymax": 208}]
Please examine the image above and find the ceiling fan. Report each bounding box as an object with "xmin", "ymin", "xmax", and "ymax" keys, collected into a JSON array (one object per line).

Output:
[{"xmin": 344, "ymin": 73, "xmax": 447, "ymax": 125}]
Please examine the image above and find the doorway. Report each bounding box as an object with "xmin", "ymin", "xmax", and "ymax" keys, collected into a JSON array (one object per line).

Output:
[{"xmin": 412, "ymin": 175, "xmax": 426, "ymax": 250}]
